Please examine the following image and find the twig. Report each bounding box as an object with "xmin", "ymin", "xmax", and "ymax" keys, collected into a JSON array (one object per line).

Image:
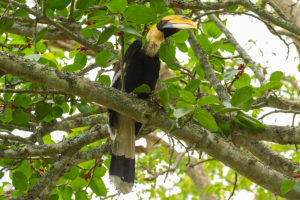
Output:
[
  {"xmin": 120, "ymin": 34, "xmax": 125, "ymax": 92},
  {"xmin": 164, "ymin": 134, "xmax": 175, "ymax": 182},
  {"xmin": 0, "ymin": 2, "xmax": 10, "ymax": 21},
  {"xmin": 42, "ymin": 0, "xmax": 46, "ymax": 17},
  {"xmin": 187, "ymin": 158, "xmax": 216, "ymax": 168},
  {"xmin": 144, "ymin": 152, "xmax": 185, "ymax": 181},
  {"xmin": 33, "ymin": 0, "xmax": 40, "ymax": 54},
  {"xmin": 171, "ymin": 60, "xmax": 193, "ymax": 77},
  {"xmin": 210, "ymin": 54, "xmax": 240, "ymax": 60},
  {"xmin": 258, "ymin": 109, "xmax": 300, "ymax": 120},
  {"xmin": 227, "ymin": 172, "xmax": 238, "ymax": 200},
  {"xmin": 69, "ymin": 0, "xmax": 75, "ymax": 21},
  {"xmin": 0, "ymin": 132, "xmax": 31, "ymax": 144},
  {"xmin": 0, "ymin": 88, "xmax": 64, "ymax": 94},
  {"xmin": 78, "ymin": 63, "xmax": 98, "ymax": 76}
]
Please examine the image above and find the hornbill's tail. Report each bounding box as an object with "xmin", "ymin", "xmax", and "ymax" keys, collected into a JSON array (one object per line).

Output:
[{"xmin": 109, "ymin": 114, "xmax": 135, "ymax": 194}]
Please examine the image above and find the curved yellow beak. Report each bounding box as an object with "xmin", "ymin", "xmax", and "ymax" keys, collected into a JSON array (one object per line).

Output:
[{"xmin": 160, "ymin": 15, "xmax": 197, "ymax": 30}]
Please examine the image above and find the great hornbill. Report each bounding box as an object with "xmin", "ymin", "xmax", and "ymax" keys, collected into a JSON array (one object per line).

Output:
[{"xmin": 108, "ymin": 15, "xmax": 197, "ymax": 193}]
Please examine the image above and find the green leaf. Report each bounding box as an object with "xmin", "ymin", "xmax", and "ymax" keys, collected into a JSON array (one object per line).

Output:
[
  {"xmin": 218, "ymin": 120, "xmax": 231, "ymax": 137},
  {"xmin": 98, "ymin": 75, "xmax": 111, "ymax": 86},
  {"xmin": 115, "ymin": 25, "xmax": 143, "ymax": 38},
  {"xmin": 159, "ymin": 43, "xmax": 176, "ymax": 64},
  {"xmin": 59, "ymin": 185, "xmax": 73, "ymax": 200},
  {"xmin": 74, "ymin": 52, "xmax": 87, "ymax": 67},
  {"xmin": 132, "ymin": 84, "xmax": 151, "ymax": 94},
  {"xmin": 159, "ymin": 89, "xmax": 169, "ymax": 107},
  {"xmin": 107, "ymin": 0, "xmax": 127, "ymax": 13},
  {"xmin": 0, "ymin": 171, "xmax": 4, "ymax": 179},
  {"xmin": 14, "ymin": 94, "xmax": 31, "ymax": 108},
  {"xmin": 76, "ymin": 0, "xmax": 94, "ymax": 10},
  {"xmin": 58, "ymin": 102, "xmax": 69, "ymax": 113},
  {"xmin": 293, "ymin": 181, "xmax": 300, "ymax": 193},
  {"xmin": 202, "ymin": 22, "xmax": 222, "ymax": 39},
  {"xmin": 50, "ymin": 106, "xmax": 63, "ymax": 118},
  {"xmin": 63, "ymin": 64, "xmax": 84, "ymax": 72},
  {"xmin": 77, "ymin": 102, "xmax": 90, "ymax": 114},
  {"xmin": 94, "ymin": 167, "xmax": 106, "ymax": 178},
  {"xmin": 71, "ymin": 177, "xmax": 87, "ymax": 191},
  {"xmin": 75, "ymin": 191, "xmax": 89, "ymax": 200},
  {"xmin": 90, "ymin": 178, "xmax": 107, "ymax": 196},
  {"xmin": 96, "ymin": 50, "xmax": 112, "ymax": 67},
  {"xmin": 197, "ymin": 35, "xmax": 212, "ymax": 54},
  {"xmin": 234, "ymin": 111, "xmax": 266, "ymax": 131},
  {"xmin": 173, "ymin": 107, "xmax": 193, "ymax": 118},
  {"xmin": 197, "ymin": 96, "xmax": 221, "ymax": 106},
  {"xmin": 35, "ymin": 102, "xmax": 52, "ymax": 120},
  {"xmin": 97, "ymin": 26, "xmax": 115, "ymax": 44},
  {"xmin": 226, "ymin": 5, "xmax": 239, "ymax": 12},
  {"xmin": 223, "ymin": 68, "xmax": 239, "ymax": 82},
  {"xmin": 80, "ymin": 27, "xmax": 93, "ymax": 38},
  {"xmin": 56, "ymin": 8, "xmax": 68, "ymax": 17},
  {"xmin": 124, "ymin": 5, "xmax": 156, "ymax": 24},
  {"xmin": 12, "ymin": 171, "xmax": 28, "ymax": 191},
  {"xmin": 172, "ymin": 30, "xmax": 189, "ymax": 43},
  {"xmin": 240, "ymin": 98, "xmax": 253, "ymax": 112},
  {"xmin": 212, "ymin": 41, "xmax": 222, "ymax": 53},
  {"xmin": 47, "ymin": 0, "xmax": 72, "ymax": 10},
  {"xmin": 150, "ymin": 0, "xmax": 167, "ymax": 14},
  {"xmin": 220, "ymin": 43, "xmax": 235, "ymax": 54},
  {"xmin": 50, "ymin": 194, "xmax": 59, "ymax": 200},
  {"xmin": 270, "ymin": 71, "xmax": 283, "ymax": 81},
  {"xmin": 265, "ymin": 81, "xmax": 283, "ymax": 89},
  {"xmin": 231, "ymin": 86, "xmax": 253, "ymax": 107},
  {"xmin": 12, "ymin": 109, "xmax": 30, "ymax": 125},
  {"xmin": 193, "ymin": 109, "xmax": 218, "ymax": 132},
  {"xmin": 281, "ymin": 180, "xmax": 295, "ymax": 194},
  {"xmin": 36, "ymin": 28, "xmax": 48, "ymax": 42},
  {"xmin": 2, "ymin": 108, "xmax": 13, "ymax": 123},
  {"xmin": 180, "ymin": 91, "xmax": 196, "ymax": 104},
  {"xmin": 167, "ymin": 85, "xmax": 180, "ymax": 99},
  {"xmin": 298, "ymin": 64, "xmax": 300, "ymax": 72},
  {"xmin": 0, "ymin": 20, "xmax": 14, "ymax": 35},
  {"xmin": 177, "ymin": 43, "xmax": 188, "ymax": 52},
  {"xmin": 233, "ymin": 73, "xmax": 251, "ymax": 89},
  {"xmin": 184, "ymin": 79, "xmax": 201, "ymax": 93},
  {"xmin": 15, "ymin": 160, "xmax": 31, "ymax": 179},
  {"xmin": 163, "ymin": 76, "xmax": 185, "ymax": 85},
  {"xmin": 86, "ymin": 17, "xmax": 114, "ymax": 29},
  {"xmin": 64, "ymin": 167, "xmax": 79, "ymax": 180}
]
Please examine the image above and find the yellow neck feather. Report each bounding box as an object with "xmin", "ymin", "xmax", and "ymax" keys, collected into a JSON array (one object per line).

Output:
[{"xmin": 144, "ymin": 26, "xmax": 164, "ymax": 57}]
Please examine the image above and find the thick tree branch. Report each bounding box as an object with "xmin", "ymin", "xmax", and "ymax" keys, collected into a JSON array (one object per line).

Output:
[
  {"xmin": 0, "ymin": 124, "xmax": 109, "ymax": 159},
  {"xmin": 254, "ymin": 95, "xmax": 300, "ymax": 111},
  {"xmin": 233, "ymin": 124, "xmax": 300, "ymax": 145},
  {"xmin": 233, "ymin": 135, "xmax": 300, "ymax": 176},
  {"xmin": 0, "ymin": 51, "xmax": 299, "ymax": 199}
]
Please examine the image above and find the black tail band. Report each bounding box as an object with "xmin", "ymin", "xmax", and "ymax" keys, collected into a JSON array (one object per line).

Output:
[{"xmin": 109, "ymin": 154, "xmax": 135, "ymax": 183}]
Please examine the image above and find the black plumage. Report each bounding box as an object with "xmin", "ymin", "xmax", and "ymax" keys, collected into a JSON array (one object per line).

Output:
[
  {"xmin": 108, "ymin": 15, "xmax": 197, "ymax": 194},
  {"xmin": 108, "ymin": 40, "xmax": 160, "ymax": 192}
]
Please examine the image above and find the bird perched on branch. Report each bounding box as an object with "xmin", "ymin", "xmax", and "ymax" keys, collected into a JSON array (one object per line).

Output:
[{"xmin": 108, "ymin": 15, "xmax": 197, "ymax": 193}]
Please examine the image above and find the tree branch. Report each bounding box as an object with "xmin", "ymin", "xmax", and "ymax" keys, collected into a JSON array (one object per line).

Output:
[
  {"xmin": 0, "ymin": 51, "xmax": 299, "ymax": 199},
  {"xmin": 233, "ymin": 135, "xmax": 300, "ymax": 177}
]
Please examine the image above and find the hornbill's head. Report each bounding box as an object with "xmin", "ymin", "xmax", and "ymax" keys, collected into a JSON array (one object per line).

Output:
[{"xmin": 145, "ymin": 15, "xmax": 197, "ymax": 56}]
